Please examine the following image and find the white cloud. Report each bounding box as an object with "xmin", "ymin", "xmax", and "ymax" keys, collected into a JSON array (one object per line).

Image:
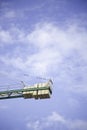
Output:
[
  {"xmin": 0, "ymin": 22, "xmax": 87, "ymax": 92},
  {"xmin": 47, "ymin": 111, "xmax": 65, "ymax": 123},
  {"xmin": 0, "ymin": 26, "xmax": 26, "ymax": 46},
  {"xmin": 27, "ymin": 120, "xmax": 41, "ymax": 130},
  {"xmin": 0, "ymin": 30, "xmax": 12, "ymax": 44},
  {"xmin": 26, "ymin": 111, "xmax": 87, "ymax": 130},
  {"xmin": 27, "ymin": 23, "xmax": 87, "ymax": 54}
]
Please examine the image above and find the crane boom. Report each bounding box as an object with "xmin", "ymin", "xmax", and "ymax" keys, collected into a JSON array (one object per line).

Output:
[{"xmin": 0, "ymin": 80, "xmax": 53, "ymax": 100}]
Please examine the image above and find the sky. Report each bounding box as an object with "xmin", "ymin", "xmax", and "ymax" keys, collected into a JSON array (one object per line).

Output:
[{"xmin": 0, "ymin": 0, "xmax": 87, "ymax": 130}]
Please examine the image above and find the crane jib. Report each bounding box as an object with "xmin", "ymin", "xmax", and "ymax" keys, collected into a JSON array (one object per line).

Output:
[{"xmin": 0, "ymin": 80, "xmax": 53, "ymax": 100}]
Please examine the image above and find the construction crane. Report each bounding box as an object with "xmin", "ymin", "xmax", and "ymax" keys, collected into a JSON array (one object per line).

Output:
[{"xmin": 0, "ymin": 79, "xmax": 53, "ymax": 100}]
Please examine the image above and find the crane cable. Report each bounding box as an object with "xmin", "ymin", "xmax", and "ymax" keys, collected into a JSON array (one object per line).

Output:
[
  {"xmin": 23, "ymin": 74, "xmax": 50, "ymax": 81},
  {"xmin": 0, "ymin": 72, "xmax": 52, "ymax": 90}
]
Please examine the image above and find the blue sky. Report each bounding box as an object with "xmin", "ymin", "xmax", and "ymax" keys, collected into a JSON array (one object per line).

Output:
[{"xmin": 0, "ymin": 0, "xmax": 87, "ymax": 130}]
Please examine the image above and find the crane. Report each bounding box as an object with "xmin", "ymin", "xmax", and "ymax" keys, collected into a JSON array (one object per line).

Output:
[{"xmin": 0, "ymin": 79, "xmax": 53, "ymax": 100}]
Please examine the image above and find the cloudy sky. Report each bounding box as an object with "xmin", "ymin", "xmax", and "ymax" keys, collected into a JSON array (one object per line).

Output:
[{"xmin": 0, "ymin": 0, "xmax": 87, "ymax": 130}]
